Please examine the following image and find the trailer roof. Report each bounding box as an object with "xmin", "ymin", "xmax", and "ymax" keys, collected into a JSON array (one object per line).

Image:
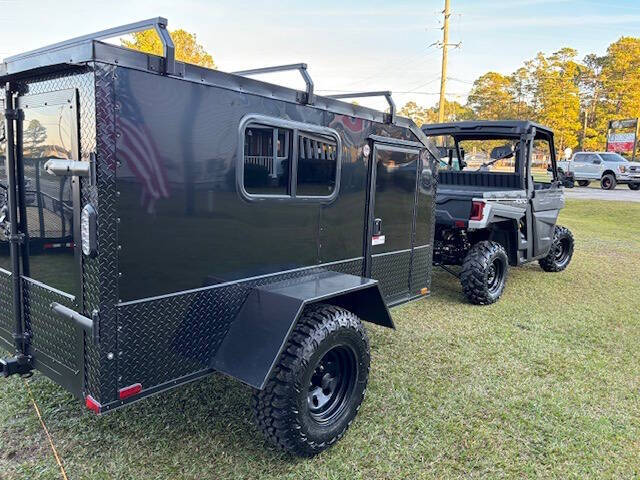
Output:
[
  {"xmin": 0, "ymin": 22, "xmax": 436, "ymax": 154},
  {"xmin": 421, "ymin": 120, "xmax": 553, "ymax": 137}
]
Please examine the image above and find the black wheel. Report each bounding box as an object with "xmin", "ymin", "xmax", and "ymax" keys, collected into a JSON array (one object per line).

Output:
[
  {"xmin": 252, "ymin": 304, "xmax": 370, "ymax": 457},
  {"xmin": 600, "ymin": 174, "xmax": 616, "ymax": 190},
  {"xmin": 460, "ymin": 240, "xmax": 509, "ymax": 305},
  {"xmin": 629, "ymin": 183, "xmax": 640, "ymax": 191},
  {"xmin": 577, "ymin": 180, "xmax": 590, "ymax": 187},
  {"xmin": 539, "ymin": 225, "xmax": 574, "ymax": 272}
]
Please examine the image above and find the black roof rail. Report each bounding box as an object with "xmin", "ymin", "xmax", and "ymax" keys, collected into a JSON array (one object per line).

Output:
[
  {"xmin": 232, "ymin": 63, "xmax": 314, "ymax": 105},
  {"xmin": 4, "ymin": 17, "xmax": 176, "ymax": 75},
  {"xmin": 327, "ymin": 91, "xmax": 396, "ymax": 124}
]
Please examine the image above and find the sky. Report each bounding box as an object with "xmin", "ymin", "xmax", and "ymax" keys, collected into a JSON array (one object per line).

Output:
[{"xmin": 1, "ymin": 0, "xmax": 639, "ymax": 111}]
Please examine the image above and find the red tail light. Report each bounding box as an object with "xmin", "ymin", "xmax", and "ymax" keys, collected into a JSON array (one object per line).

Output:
[
  {"xmin": 85, "ymin": 395, "xmax": 101, "ymax": 414},
  {"xmin": 118, "ymin": 383, "xmax": 142, "ymax": 400},
  {"xmin": 470, "ymin": 201, "xmax": 485, "ymax": 221}
]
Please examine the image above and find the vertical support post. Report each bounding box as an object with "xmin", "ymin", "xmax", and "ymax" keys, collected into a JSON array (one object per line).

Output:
[
  {"xmin": 14, "ymin": 106, "xmax": 30, "ymax": 277},
  {"xmin": 437, "ymin": 0, "xmax": 450, "ymax": 124},
  {"xmin": 633, "ymin": 118, "xmax": 638, "ymax": 162},
  {"xmin": 3, "ymin": 84, "xmax": 26, "ymax": 355}
]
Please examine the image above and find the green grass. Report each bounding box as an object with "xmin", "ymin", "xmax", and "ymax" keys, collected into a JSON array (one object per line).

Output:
[{"xmin": 1, "ymin": 199, "xmax": 639, "ymax": 479}]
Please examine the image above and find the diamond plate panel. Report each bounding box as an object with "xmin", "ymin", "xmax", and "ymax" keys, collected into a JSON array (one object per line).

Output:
[
  {"xmin": 371, "ymin": 250, "xmax": 412, "ymax": 301},
  {"xmin": 410, "ymin": 245, "xmax": 432, "ymax": 295},
  {"xmin": 84, "ymin": 63, "xmax": 120, "ymax": 403},
  {"xmin": 0, "ymin": 268, "xmax": 13, "ymax": 350},
  {"xmin": 22, "ymin": 277, "xmax": 77, "ymax": 370},
  {"xmin": 117, "ymin": 258, "xmax": 363, "ymax": 390}
]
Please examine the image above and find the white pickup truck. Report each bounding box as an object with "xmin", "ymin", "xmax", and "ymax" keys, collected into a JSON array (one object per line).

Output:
[{"xmin": 557, "ymin": 152, "xmax": 640, "ymax": 190}]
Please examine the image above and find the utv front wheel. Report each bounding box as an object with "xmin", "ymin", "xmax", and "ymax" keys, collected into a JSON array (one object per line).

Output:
[
  {"xmin": 539, "ymin": 225, "xmax": 574, "ymax": 272},
  {"xmin": 629, "ymin": 183, "xmax": 640, "ymax": 191},
  {"xmin": 252, "ymin": 304, "xmax": 370, "ymax": 457},
  {"xmin": 460, "ymin": 241, "xmax": 509, "ymax": 305},
  {"xmin": 601, "ymin": 174, "xmax": 616, "ymax": 190},
  {"xmin": 577, "ymin": 180, "xmax": 590, "ymax": 187}
]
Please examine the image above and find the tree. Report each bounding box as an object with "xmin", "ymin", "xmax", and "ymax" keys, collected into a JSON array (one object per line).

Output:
[
  {"xmin": 398, "ymin": 99, "xmax": 472, "ymax": 126},
  {"xmin": 24, "ymin": 119, "xmax": 47, "ymax": 155},
  {"xmin": 577, "ymin": 53, "xmax": 606, "ymax": 151},
  {"xmin": 122, "ymin": 29, "xmax": 216, "ymax": 68},
  {"xmin": 467, "ymin": 72, "xmax": 516, "ymax": 120},
  {"xmin": 529, "ymin": 49, "xmax": 582, "ymax": 152}
]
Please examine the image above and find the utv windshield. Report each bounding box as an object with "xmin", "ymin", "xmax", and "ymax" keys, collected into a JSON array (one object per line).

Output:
[{"xmin": 457, "ymin": 139, "xmax": 520, "ymax": 173}]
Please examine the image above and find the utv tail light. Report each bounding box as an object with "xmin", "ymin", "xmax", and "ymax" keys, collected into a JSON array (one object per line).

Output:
[
  {"xmin": 81, "ymin": 204, "xmax": 97, "ymax": 257},
  {"xmin": 118, "ymin": 383, "xmax": 142, "ymax": 400},
  {"xmin": 470, "ymin": 201, "xmax": 485, "ymax": 221}
]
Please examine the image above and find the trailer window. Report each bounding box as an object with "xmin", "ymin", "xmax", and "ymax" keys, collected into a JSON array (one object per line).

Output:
[
  {"xmin": 296, "ymin": 132, "xmax": 338, "ymax": 196},
  {"xmin": 244, "ymin": 126, "xmax": 292, "ymax": 195},
  {"xmin": 241, "ymin": 116, "xmax": 342, "ymax": 201}
]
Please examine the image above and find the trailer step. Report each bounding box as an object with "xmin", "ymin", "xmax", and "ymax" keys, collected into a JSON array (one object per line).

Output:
[{"xmin": 1, "ymin": 354, "xmax": 33, "ymax": 378}]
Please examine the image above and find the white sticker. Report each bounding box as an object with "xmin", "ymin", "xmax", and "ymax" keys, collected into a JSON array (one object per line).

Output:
[{"xmin": 372, "ymin": 235, "xmax": 385, "ymax": 246}]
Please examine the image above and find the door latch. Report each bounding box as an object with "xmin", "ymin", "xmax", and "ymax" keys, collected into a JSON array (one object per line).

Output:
[
  {"xmin": 44, "ymin": 159, "xmax": 91, "ymax": 177},
  {"xmin": 373, "ymin": 218, "xmax": 382, "ymax": 236}
]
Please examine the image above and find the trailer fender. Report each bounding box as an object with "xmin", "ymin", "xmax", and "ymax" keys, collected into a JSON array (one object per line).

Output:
[{"xmin": 211, "ymin": 271, "xmax": 392, "ymax": 389}]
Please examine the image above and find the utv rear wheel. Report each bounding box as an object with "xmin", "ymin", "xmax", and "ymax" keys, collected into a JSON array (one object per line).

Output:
[
  {"xmin": 629, "ymin": 183, "xmax": 640, "ymax": 191},
  {"xmin": 601, "ymin": 174, "xmax": 616, "ymax": 190},
  {"xmin": 577, "ymin": 180, "xmax": 590, "ymax": 187},
  {"xmin": 460, "ymin": 241, "xmax": 509, "ymax": 305},
  {"xmin": 539, "ymin": 225, "xmax": 574, "ymax": 272},
  {"xmin": 252, "ymin": 304, "xmax": 370, "ymax": 457}
]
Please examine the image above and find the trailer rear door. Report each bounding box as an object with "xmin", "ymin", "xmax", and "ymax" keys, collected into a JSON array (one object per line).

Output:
[
  {"xmin": 367, "ymin": 143, "xmax": 420, "ymax": 303},
  {"xmin": 1, "ymin": 88, "xmax": 84, "ymax": 393}
]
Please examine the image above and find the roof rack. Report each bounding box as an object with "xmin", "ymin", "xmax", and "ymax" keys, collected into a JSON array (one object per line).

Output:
[
  {"xmin": 327, "ymin": 91, "xmax": 396, "ymax": 124},
  {"xmin": 232, "ymin": 63, "xmax": 314, "ymax": 105},
  {"xmin": 4, "ymin": 17, "xmax": 176, "ymax": 75}
]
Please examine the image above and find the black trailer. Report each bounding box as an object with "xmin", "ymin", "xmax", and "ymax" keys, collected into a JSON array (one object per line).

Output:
[{"xmin": 0, "ymin": 18, "xmax": 438, "ymax": 456}]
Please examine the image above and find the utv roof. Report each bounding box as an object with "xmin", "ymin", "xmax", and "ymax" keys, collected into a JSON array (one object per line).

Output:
[
  {"xmin": 422, "ymin": 120, "xmax": 553, "ymax": 137},
  {"xmin": 0, "ymin": 16, "xmax": 431, "ymax": 147}
]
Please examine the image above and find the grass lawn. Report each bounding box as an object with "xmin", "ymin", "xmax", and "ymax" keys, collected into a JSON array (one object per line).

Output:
[{"xmin": 1, "ymin": 199, "xmax": 639, "ymax": 479}]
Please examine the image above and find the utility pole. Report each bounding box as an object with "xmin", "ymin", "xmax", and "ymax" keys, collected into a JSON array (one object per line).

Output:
[{"xmin": 437, "ymin": 0, "xmax": 450, "ymax": 124}]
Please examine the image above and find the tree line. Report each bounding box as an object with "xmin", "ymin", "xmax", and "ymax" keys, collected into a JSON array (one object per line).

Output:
[{"xmin": 400, "ymin": 37, "xmax": 640, "ymax": 154}]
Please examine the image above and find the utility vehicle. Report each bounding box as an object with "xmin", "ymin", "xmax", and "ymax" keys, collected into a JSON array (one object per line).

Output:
[
  {"xmin": 0, "ymin": 18, "xmax": 439, "ymax": 457},
  {"xmin": 422, "ymin": 121, "xmax": 574, "ymax": 305},
  {"xmin": 557, "ymin": 151, "xmax": 640, "ymax": 190}
]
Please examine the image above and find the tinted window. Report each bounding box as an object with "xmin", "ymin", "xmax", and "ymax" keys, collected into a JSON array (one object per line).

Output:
[
  {"xmin": 296, "ymin": 132, "xmax": 337, "ymax": 196},
  {"xmin": 244, "ymin": 126, "xmax": 291, "ymax": 196},
  {"xmin": 600, "ymin": 153, "xmax": 627, "ymax": 162}
]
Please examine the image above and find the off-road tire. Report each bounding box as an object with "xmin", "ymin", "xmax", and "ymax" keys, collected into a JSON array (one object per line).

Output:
[
  {"xmin": 539, "ymin": 225, "xmax": 574, "ymax": 272},
  {"xmin": 252, "ymin": 304, "xmax": 370, "ymax": 457},
  {"xmin": 629, "ymin": 183, "xmax": 640, "ymax": 191},
  {"xmin": 460, "ymin": 241, "xmax": 509, "ymax": 305},
  {"xmin": 601, "ymin": 174, "xmax": 616, "ymax": 190},
  {"xmin": 577, "ymin": 180, "xmax": 590, "ymax": 187}
]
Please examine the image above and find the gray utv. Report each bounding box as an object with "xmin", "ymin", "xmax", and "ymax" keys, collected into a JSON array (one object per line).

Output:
[{"xmin": 422, "ymin": 121, "xmax": 574, "ymax": 305}]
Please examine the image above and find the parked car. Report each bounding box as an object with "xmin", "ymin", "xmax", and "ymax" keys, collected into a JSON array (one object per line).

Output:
[
  {"xmin": 422, "ymin": 121, "xmax": 574, "ymax": 305},
  {"xmin": 557, "ymin": 151, "xmax": 640, "ymax": 190}
]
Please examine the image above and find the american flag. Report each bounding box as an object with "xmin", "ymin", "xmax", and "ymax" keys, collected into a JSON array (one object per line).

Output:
[{"xmin": 117, "ymin": 72, "xmax": 170, "ymax": 214}]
